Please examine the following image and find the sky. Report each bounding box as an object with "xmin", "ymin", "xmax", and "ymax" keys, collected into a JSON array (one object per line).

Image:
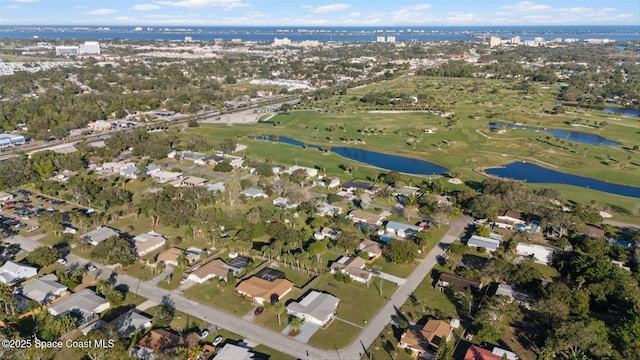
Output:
[{"xmin": 1, "ymin": 0, "xmax": 639, "ymax": 27}]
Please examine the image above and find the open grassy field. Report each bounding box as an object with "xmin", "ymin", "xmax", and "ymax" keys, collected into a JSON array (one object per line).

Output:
[
  {"xmin": 186, "ymin": 75, "xmax": 639, "ymax": 219},
  {"xmin": 183, "ymin": 280, "xmax": 255, "ymax": 316}
]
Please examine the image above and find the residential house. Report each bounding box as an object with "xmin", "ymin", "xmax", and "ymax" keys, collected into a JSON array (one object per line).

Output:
[
  {"xmin": 516, "ymin": 243, "xmax": 554, "ymax": 265},
  {"xmin": 463, "ymin": 345, "xmax": 503, "ymax": 360},
  {"xmin": 286, "ymin": 291, "xmax": 340, "ymax": 327},
  {"xmin": 236, "ymin": 277, "xmax": 294, "ymax": 305},
  {"xmin": 584, "ymin": 224, "xmax": 605, "ymax": 238},
  {"xmin": 143, "ymin": 164, "xmax": 160, "ymax": 175},
  {"xmin": 133, "ymin": 231, "xmax": 167, "ymax": 257},
  {"xmin": 223, "ymin": 255, "xmax": 251, "ymax": 275},
  {"xmin": 214, "ymin": 343, "xmax": 255, "ymax": 360},
  {"xmin": 134, "ymin": 329, "xmax": 196, "ymax": 359},
  {"xmin": 195, "ymin": 155, "xmax": 226, "ymax": 166},
  {"xmin": 314, "ymin": 227, "xmax": 339, "ymax": 240},
  {"xmin": 340, "ymin": 181, "xmax": 375, "ymax": 194},
  {"xmin": 119, "ymin": 166, "xmax": 139, "ymax": 179},
  {"xmin": 283, "ymin": 165, "xmax": 318, "ymax": 178},
  {"xmin": 256, "ymin": 268, "xmax": 286, "ymax": 282},
  {"xmin": 358, "ymin": 239, "xmax": 383, "ymax": 260},
  {"xmin": 436, "ymin": 272, "xmax": 483, "ymax": 293},
  {"xmin": 157, "ymin": 247, "xmax": 198, "ymax": 267},
  {"xmin": 315, "ymin": 202, "xmax": 343, "ymax": 217},
  {"xmin": 272, "ymin": 197, "xmax": 298, "ymax": 209},
  {"xmin": 466, "ymin": 235, "xmax": 502, "ymax": 253},
  {"xmin": 99, "ymin": 161, "xmax": 136, "ymax": 175},
  {"xmin": 48, "ymin": 289, "xmax": 110, "ymax": 323},
  {"xmin": 348, "ymin": 210, "xmax": 387, "ymax": 226},
  {"xmin": 82, "ymin": 227, "xmax": 120, "ymax": 246},
  {"xmin": 63, "ymin": 226, "xmax": 78, "ymax": 234},
  {"xmin": 0, "ymin": 191, "xmax": 13, "ymax": 203},
  {"xmin": 88, "ymin": 120, "xmax": 113, "ymax": 132},
  {"xmin": 326, "ymin": 177, "xmax": 341, "ymax": 188},
  {"xmin": 493, "ymin": 283, "xmax": 534, "ymax": 308},
  {"xmin": 398, "ymin": 319, "xmax": 453, "ymax": 358},
  {"xmin": 150, "ymin": 171, "xmax": 182, "ymax": 183},
  {"xmin": 494, "ymin": 210, "xmax": 526, "ymax": 230},
  {"xmin": 206, "ymin": 181, "xmax": 226, "ymax": 194},
  {"xmin": 385, "ymin": 221, "xmax": 421, "ymax": 239},
  {"xmin": 170, "ymin": 176, "xmax": 208, "ymax": 188},
  {"xmin": 330, "ymin": 256, "xmax": 372, "ymax": 283},
  {"xmin": 16, "ymin": 274, "xmax": 67, "ymax": 304},
  {"xmin": 188, "ymin": 259, "xmax": 229, "ymax": 283},
  {"xmin": 242, "ymin": 188, "xmax": 268, "ymax": 199},
  {"xmin": 0, "ymin": 261, "xmax": 38, "ymax": 285},
  {"xmin": 109, "ymin": 309, "xmax": 152, "ymax": 339},
  {"xmin": 180, "ymin": 151, "xmax": 206, "ymax": 162}
]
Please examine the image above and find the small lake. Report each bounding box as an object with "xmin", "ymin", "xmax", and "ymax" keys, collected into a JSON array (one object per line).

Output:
[
  {"xmin": 486, "ymin": 122, "xmax": 622, "ymax": 146},
  {"xmin": 562, "ymin": 104, "xmax": 640, "ymax": 117},
  {"xmin": 486, "ymin": 162, "xmax": 640, "ymax": 198},
  {"xmin": 254, "ymin": 136, "xmax": 448, "ymax": 175}
]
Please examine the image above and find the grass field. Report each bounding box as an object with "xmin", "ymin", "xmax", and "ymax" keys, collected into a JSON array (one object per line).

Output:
[
  {"xmin": 184, "ymin": 75, "xmax": 639, "ymax": 220},
  {"xmin": 183, "ymin": 280, "xmax": 255, "ymax": 316}
]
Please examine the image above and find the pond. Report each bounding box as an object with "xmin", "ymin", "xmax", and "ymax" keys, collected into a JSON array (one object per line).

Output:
[
  {"xmin": 562, "ymin": 104, "xmax": 640, "ymax": 117},
  {"xmin": 486, "ymin": 122, "xmax": 622, "ymax": 146},
  {"xmin": 253, "ymin": 136, "xmax": 448, "ymax": 175},
  {"xmin": 485, "ymin": 162, "xmax": 640, "ymax": 198}
]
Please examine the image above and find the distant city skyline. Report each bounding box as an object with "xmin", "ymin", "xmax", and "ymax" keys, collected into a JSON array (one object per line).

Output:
[{"xmin": 1, "ymin": 1, "xmax": 639, "ymax": 27}]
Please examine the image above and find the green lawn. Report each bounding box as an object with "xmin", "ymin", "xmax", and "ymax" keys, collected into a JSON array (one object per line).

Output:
[
  {"xmin": 183, "ymin": 280, "xmax": 255, "ymax": 316},
  {"xmin": 99, "ymin": 292, "xmax": 147, "ymax": 322},
  {"xmin": 252, "ymin": 288, "xmax": 303, "ymax": 332},
  {"xmin": 144, "ymin": 305, "xmax": 206, "ymax": 332},
  {"xmin": 530, "ymin": 262, "xmax": 560, "ymax": 280},
  {"xmin": 370, "ymin": 257, "xmax": 417, "ymax": 278},
  {"xmin": 276, "ymin": 266, "xmax": 315, "ymax": 288},
  {"xmin": 401, "ymin": 270, "xmax": 458, "ymax": 322},
  {"xmin": 157, "ymin": 269, "xmax": 184, "ymax": 290},
  {"xmin": 307, "ymin": 318, "xmax": 362, "ymax": 350},
  {"xmin": 366, "ymin": 324, "xmax": 414, "ymax": 360}
]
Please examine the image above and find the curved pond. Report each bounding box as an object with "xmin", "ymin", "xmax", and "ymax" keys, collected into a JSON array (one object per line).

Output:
[
  {"xmin": 486, "ymin": 162, "xmax": 640, "ymax": 198},
  {"xmin": 486, "ymin": 122, "xmax": 622, "ymax": 146},
  {"xmin": 254, "ymin": 136, "xmax": 448, "ymax": 175}
]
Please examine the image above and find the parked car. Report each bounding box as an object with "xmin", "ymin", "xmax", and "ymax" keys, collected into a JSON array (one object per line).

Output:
[
  {"xmin": 57, "ymin": 258, "xmax": 67, "ymax": 265},
  {"xmin": 180, "ymin": 277, "xmax": 189, "ymax": 284},
  {"xmin": 85, "ymin": 263, "xmax": 97, "ymax": 271},
  {"xmin": 199, "ymin": 329, "xmax": 209, "ymax": 339},
  {"xmin": 26, "ymin": 226, "xmax": 39, "ymax": 233},
  {"xmin": 212, "ymin": 336, "xmax": 223, "ymax": 346},
  {"xmin": 254, "ymin": 306, "xmax": 264, "ymax": 316}
]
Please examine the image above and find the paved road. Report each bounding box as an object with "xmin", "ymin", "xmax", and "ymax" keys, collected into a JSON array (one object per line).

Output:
[
  {"xmin": 6, "ymin": 216, "xmax": 470, "ymax": 360},
  {"xmin": 604, "ymin": 220, "xmax": 640, "ymax": 230}
]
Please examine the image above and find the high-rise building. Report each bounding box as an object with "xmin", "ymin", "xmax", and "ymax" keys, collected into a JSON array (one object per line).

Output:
[
  {"xmin": 376, "ymin": 36, "xmax": 386, "ymax": 43},
  {"xmin": 489, "ymin": 36, "xmax": 501, "ymax": 47},
  {"xmin": 78, "ymin": 41, "xmax": 100, "ymax": 55},
  {"xmin": 273, "ymin": 37, "xmax": 292, "ymax": 46},
  {"xmin": 55, "ymin": 46, "xmax": 78, "ymax": 56},
  {"xmin": 386, "ymin": 36, "xmax": 396, "ymax": 43}
]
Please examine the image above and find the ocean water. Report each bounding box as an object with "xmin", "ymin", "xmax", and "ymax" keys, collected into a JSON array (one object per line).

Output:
[{"xmin": 1, "ymin": 25, "xmax": 638, "ymax": 42}]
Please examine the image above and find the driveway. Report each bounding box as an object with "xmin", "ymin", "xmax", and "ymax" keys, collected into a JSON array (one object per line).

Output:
[
  {"xmin": 281, "ymin": 321, "xmax": 321, "ymax": 343},
  {"xmin": 370, "ymin": 270, "xmax": 406, "ymax": 285}
]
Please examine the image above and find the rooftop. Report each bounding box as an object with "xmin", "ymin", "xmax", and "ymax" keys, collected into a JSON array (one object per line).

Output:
[{"xmin": 286, "ymin": 291, "xmax": 340, "ymax": 322}]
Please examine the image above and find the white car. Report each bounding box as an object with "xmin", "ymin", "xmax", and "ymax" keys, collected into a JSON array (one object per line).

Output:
[
  {"xmin": 26, "ymin": 226, "xmax": 39, "ymax": 233},
  {"xmin": 212, "ymin": 336, "xmax": 223, "ymax": 346},
  {"xmin": 180, "ymin": 277, "xmax": 189, "ymax": 284},
  {"xmin": 57, "ymin": 258, "xmax": 67, "ymax": 265},
  {"xmin": 199, "ymin": 329, "xmax": 209, "ymax": 339},
  {"xmin": 86, "ymin": 263, "xmax": 97, "ymax": 271}
]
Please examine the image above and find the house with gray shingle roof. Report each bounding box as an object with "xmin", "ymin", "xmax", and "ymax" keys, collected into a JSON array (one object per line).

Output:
[
  {"xmin": 17, "ymin": 274, "xmax": 67, "ymax": 304},
  {"xmin": 287, "ymin": 291, "xmax": 340, "ymax": 327},
  {"xmin": 83, "ymin": 226, "xmax": 120, "ymax": 246},
  {"xmin": 0, "ymin": 261, "xmax": 38, "ymax": 285}
]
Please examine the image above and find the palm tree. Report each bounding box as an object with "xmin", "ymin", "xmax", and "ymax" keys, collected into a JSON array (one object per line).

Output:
[
  {"xmin": 273, "ymin": 301, "xmax": 285, "ymax": 326},
  {"xmin": 289, "ymin": 317, "xmax": 303, "ymax": 334},
  {"xmin": 176, "ymin": 253, "xmax": 189, "ymax": 269}
]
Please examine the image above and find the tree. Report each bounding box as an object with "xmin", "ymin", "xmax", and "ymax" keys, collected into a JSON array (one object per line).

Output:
[
  {"xmin": 26, "ymin": 246, "xmax": 60, "ymax": 267},
  {"xmin": 384, "ymin": 239, "xmax": 418, "ymax": 264},
  {"xmin": 413, "ymin": 231, "xmax": 432, "ymax": 250},
  {"xmin": 289, "ymin": 317, "xmax": 303, "ymax": 334},
  {"xmin": 307, "ymin": 241, "xmax": 328, "ymax": 261},
  {"xmin": 544, "ymin": 319, "xmax": 612, "ymax": 359},
  {"xmin": 153, "ymin": 302, "xmax": 175, "ymax": 328},
  {"xmin": 335, "ymin": 228, "xmax": 360, "ymax": 253},
  {"xmin": 91, "ymin": 236, "xmax": 136, "ymax": 266},
  {"xmin": 473, "ymin": 225, "xmax": 490, "ymax": 237},
  {"xmin": 273, "ymin": 301, "xmax": 285, "ymax": 326},
  {"xmin": 289, "ymin": 168, "xmax": 308, "ymax": 187},
  {"xmin": 218, "ymin": 138, "xmax": 237, "ymax": 154},
  {"xmin": 213, "ymin": 161, "xmax": 233, "ymax": 173}
]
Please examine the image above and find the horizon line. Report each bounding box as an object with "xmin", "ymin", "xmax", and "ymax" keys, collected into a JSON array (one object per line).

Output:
[{"xmin": 2, "ymin": 24, "xmax": 639, "ymax": 28}]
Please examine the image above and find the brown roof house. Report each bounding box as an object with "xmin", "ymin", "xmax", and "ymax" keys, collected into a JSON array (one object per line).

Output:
[
  {"xmin": 156, "ymin": 247, "xmax": 199, "ymax": 267},
  {"xmin": 584, "ymin": 224, "xmax": 605, "ymax": 238},
  {"xmin": 133, "ymin": 231, "xmax": 167, "ymax": 257},
  {"xmin": 348, "ymin": 210, "xmax": 388, "ymax": 226},
  {"xmin": 134, "ymin": 329, "xmax": 198, "ymax": 359},
  {"xmin": 330, "ymin": 256, "xmax": 372, "ymax": 283},
  {"xmin": 236, "ymin": 277, "xmax": 294, "ymax": 305},
  {"xmin": 494, "ymin": 209, "xmax": 526, "ymax": 230},
  {"xmin": 358, "ymin": 239, "xmax": 383, "ymax": 260},
  {"xmin": 436, "ymin": 272, "xmax": 482, "ymax": 293},
  {"xmin": 187, "ymin": 259, "xmax": 230, "ymax": 283},
  {"xmin": 398, "ymin": 319, "xmax": 453, "ymax": 358}
]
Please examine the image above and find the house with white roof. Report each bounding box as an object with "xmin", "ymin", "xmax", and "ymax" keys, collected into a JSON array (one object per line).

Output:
[
  {"xmin": 348, "ymin": 210, "xmax": 387, "ymax": 226},
  {"xmin": 133, "ymin": 231, "xmax": 167, "ymax": 257},
  {"xmin": 16, "ymin": 274, "xmax": 67, "ymax": 304},
  {"xmin": 286, "ymin": 291, "xmax": 340, "ymax": 327},
  {"xmin": 109, "ymin": 309, "xmax": 152, "ymax": 339},
  {"xmin": 494, "ymin": 209, "xmax": 526, "ymax": 230},
  {"xmin": 283, "ymin": 165, "xmax": 318, "ymax": 178},
  {"xmin": 516, "ymin": 243, "xmax": 554, "ymax": 265},
  {"xmin": 119, "ymin": 166, "xmax": 139, "ymax": 179},
  {"xmin": 314, "ymin": 227, "xmax": 339, "ymax": 240},
  {"xmin": 272, "ymin": 196, "xmax": 298, "ymax": 209},
  {"xmin": 385, "ymin": 221, "xmax": 421, "ymax": 238},
  {"xmin": 206, "ymin": 181, "xmax": 226, "ymax": 194},
  {"xmin": 48, "ymin": 289, "xmax": 110, "ymax": 322},
  {"xmin": 151, "ymin": 171, "xmax": 183, "ymax": 183},
  {"xmin": 315, "ymin": 202, "xmax": 343, "ymax": 217},
  {"xmin": 467, "ymin": 235, "xmax": 502, "ymax": 253},
  {"xmin": 0, "ymin": 261, "xmax": 38, "ymax": 285},
  {"xmin": 214, "ymin": 343, "xmax": 255, "ymax": 360},
  {"xmin": 83, "ymin": 226, "xmax": 120, "ymax": 246},
  {"xmin": 170, "ymin": 176, "xmax": 208, "ymax": 188},
  {"xmin": 188, "ymin": 259, "xmax": 230, "ymax": 283},
  {"xmin": 180, "ymin": 151, "xmax": 206, "ymax": 162},
  {"xmin": 242, "ymin": 188, "xmax": 268, "ymax": 199},
  {"xmin": 330, "ymin": 256, "xmax": 372, "ymax": 283}
]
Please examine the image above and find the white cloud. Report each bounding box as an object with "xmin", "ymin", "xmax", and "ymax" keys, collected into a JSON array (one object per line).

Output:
[
  {"xmin": 154, "ymin": 0, "xmax": 247, "ymax": 9},
  {"xmin": 313, "ymin": 3, "xmax": 351, "ymax": 13},
  {"xmin": 85, "ymin": 8, "xmax": 117, "ymax": 15},
  {"xmin": 132, "ymin": 4, "xmax": 162, "ymax": 11},
  {"xmin": 348, "ymin": 12, "xmax": 361, "ymax": 18},
  {"xmin": 12, "ymin": 0, "xmax": 38, "ymax": 3},
  {"xmin": 391, "ymin": 4, "xmax": 433, "ymax": 24},
  {"xmin": 499, "ymin": 1, "xmax": 551, "ymax": 13},
  {"xmin": 447, "ymin": 12, "xmax": 476, "ymax": 24}
]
